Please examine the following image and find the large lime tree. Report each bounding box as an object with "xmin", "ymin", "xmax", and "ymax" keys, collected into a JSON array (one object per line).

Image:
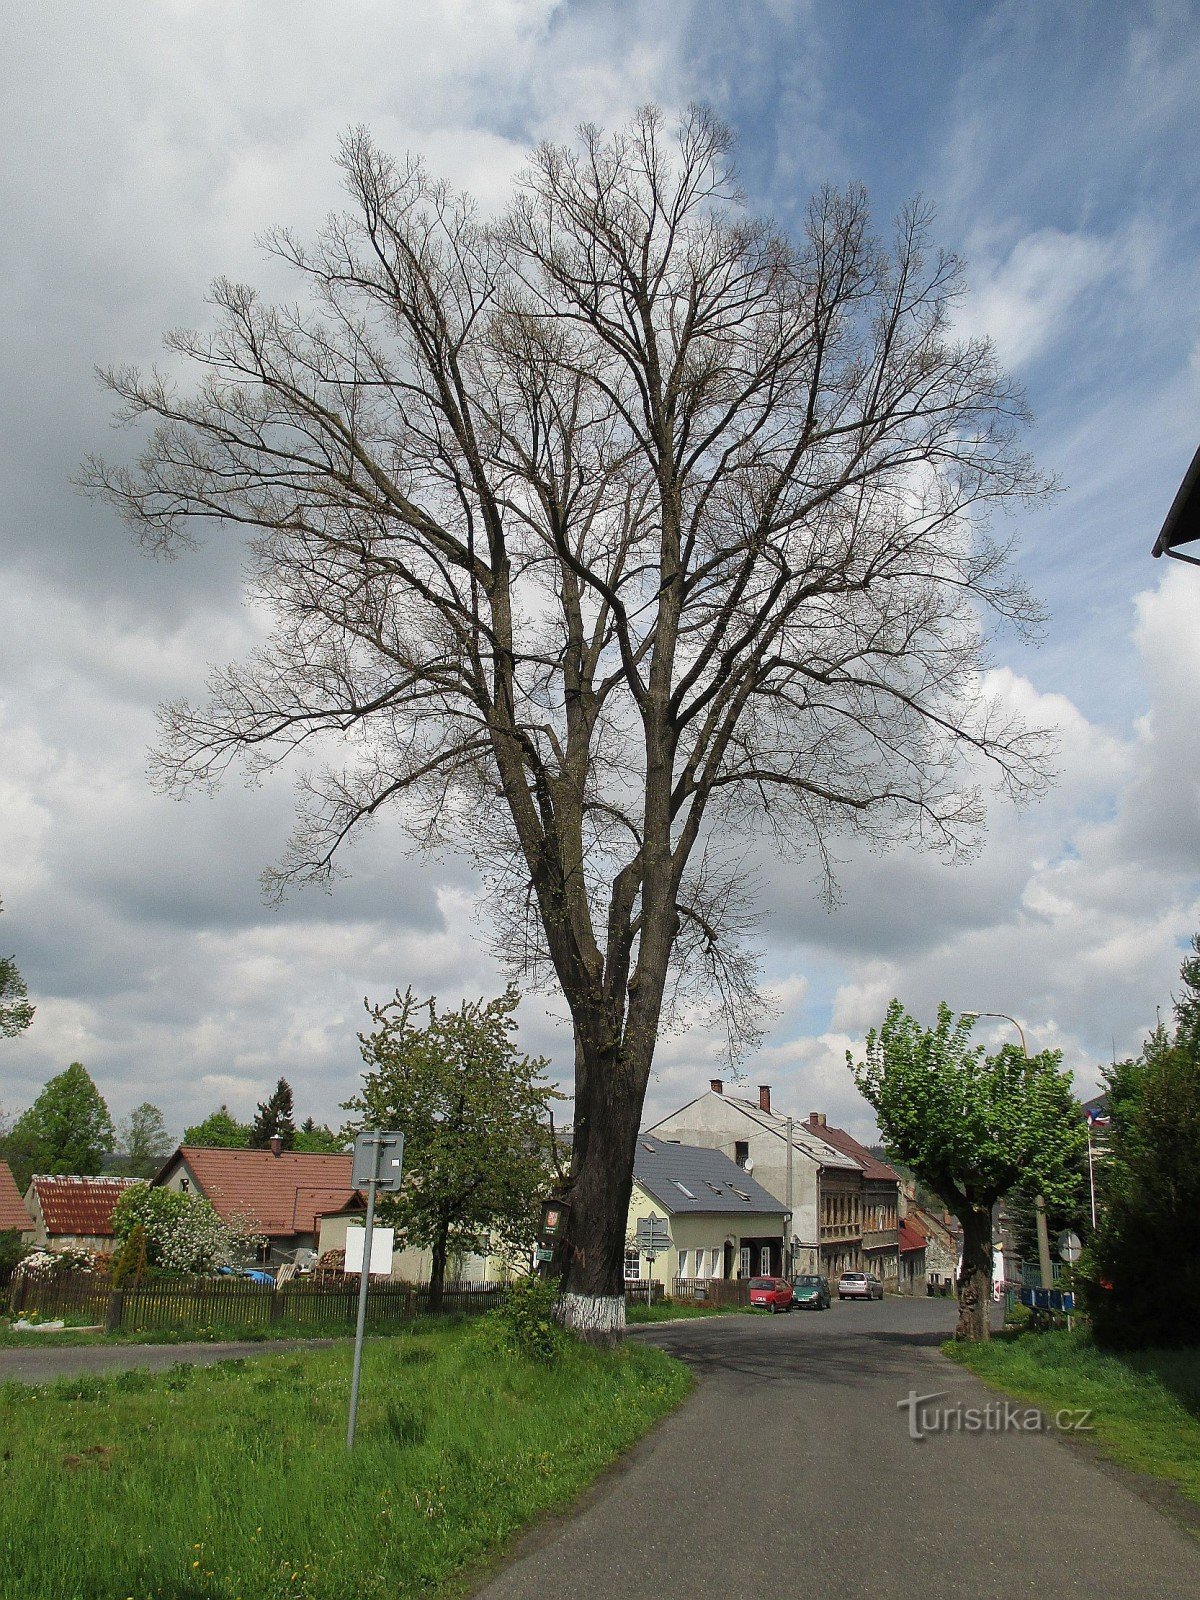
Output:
[
  {"xmin": 851, "ymin": 1001, "xmax": 1083, "ymax": 1340},
  {"xmin": 84, "ymin": 108, "xmax": 1049, "ymax": 1337}
]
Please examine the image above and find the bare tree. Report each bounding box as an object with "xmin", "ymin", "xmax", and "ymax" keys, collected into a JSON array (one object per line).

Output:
[{"xmin": 82, "ymin": 107, "xmax": 1051, "ymax": 1338}]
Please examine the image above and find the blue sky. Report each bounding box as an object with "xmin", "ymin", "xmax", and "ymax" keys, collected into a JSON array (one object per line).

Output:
[{"xmin": 1, "ymin": 0, "xmax": 1198, "ymax": 1142}]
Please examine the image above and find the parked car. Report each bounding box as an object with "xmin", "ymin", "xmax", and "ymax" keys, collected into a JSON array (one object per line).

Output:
[
  {"xmin": 837, "ymin": 1271, "xmax": 883, "ymax": 1300},
  {"xmin": 790, "ymin": 1273, "xmax": 831, "ymax": 1310},
  {"xmin": 749, "ymin": 1275, "xmax": 794, "ymax": 1312}
]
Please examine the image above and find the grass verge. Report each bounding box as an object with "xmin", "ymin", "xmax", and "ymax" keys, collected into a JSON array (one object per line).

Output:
[
  {"xmin": 0, "ymin": 1319, "xmax": 691, "ymax": 1599},
  {"xmin": 945, "ymin": 1328, "xmax": 1200, "ymax": 1509}
]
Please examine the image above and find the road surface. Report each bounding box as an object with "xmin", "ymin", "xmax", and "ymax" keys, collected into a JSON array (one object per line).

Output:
[{"xmin": 473, "ymin": 1296, "xmax": 1200, "ymax": 1600}]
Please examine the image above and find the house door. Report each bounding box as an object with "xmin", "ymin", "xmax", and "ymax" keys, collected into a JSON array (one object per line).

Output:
[
  {"xmin": 723, "ymin": 1240, "xmax": 735, "ymax": 1279},
  {"xmin": 738, "ymin": 1245, "xmax": 751, "ymax": 1279}
]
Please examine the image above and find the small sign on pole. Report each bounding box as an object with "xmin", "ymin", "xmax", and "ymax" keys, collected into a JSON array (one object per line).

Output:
[
  {"xmin": 346, "ymin": 1130, "xmax": 404, "ymax": 1450},
  {"xmin": 1057, "ymin": 1230, "xmax": 1082, "ymax": 1265}
]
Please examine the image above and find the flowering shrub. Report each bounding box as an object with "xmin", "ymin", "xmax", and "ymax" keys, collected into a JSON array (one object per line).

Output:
[
  {"xmin": 18, "ymin": 1246, "xmax": 95, "ymax": 1276},
  {"xmin": 111, "ymin": 1184, "xmax": 265, "ymax": 1274}
]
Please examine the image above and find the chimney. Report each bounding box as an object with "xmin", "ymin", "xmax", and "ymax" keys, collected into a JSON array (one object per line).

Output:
[
  {"xmin": 269, "ymin": 1135, "xmax": 283, "ymax": 1158},
  {"xmin": 808, "ymin": 1111, "xmax": 826, "ymax": 1126},
  {"xmin": 758, "ymin": 1085, "xmax": 771, "ymax": 1114},
  {"xmin": 710, "ymin": 1078, "xmax": 724, "ymax": 1095}
]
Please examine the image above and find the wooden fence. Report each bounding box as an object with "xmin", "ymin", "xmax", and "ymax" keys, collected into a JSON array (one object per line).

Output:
[
  {"xmin": 671, "ymin": 1277, "xmax": 751, "ymax": 1307},
  {"xmin": 6, "ymin": 1270, "xmax": 506, "ymax": 1334}
]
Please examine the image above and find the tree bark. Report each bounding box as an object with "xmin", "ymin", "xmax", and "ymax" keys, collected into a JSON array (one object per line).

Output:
[
  {"xmin": 955, "ymin": 1203, "xmax": 993, "ymax": 1342},
  {"xmin": 429, "ymin": 1224, "xmax": 449, "ymax": 1315},
  {"xmin": 555, "ymin": 1040, "xmax": 648, "ymax": 1344}
]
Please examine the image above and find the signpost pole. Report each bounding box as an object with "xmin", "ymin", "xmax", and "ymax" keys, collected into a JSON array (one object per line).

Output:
[{"xmin": 347, "ymin": 1137, "xmax": 380, "ymax": 1451}]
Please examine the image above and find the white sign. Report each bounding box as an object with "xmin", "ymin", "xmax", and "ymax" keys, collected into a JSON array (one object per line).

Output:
[
  {"xmin": 345, "ymin": 1224, "xmax": 395, "ymax": 1276},
  {"xmin": 1057, "ymin": 1230, "xmax": 1083, "ymax": 1265}
]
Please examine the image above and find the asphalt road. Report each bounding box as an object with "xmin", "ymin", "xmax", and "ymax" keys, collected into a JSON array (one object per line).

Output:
[
  {"xmin": 474, "ymin": 1297, "xmax": 1200, "ymax": 1600},
  {"xmin": 0, "ymin": 1336, "xmax": 333, "ymax": 1383}
]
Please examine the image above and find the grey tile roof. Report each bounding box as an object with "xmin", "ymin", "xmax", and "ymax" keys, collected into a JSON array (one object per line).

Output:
[{"xmin": 633, "ymin": 1136, "xmax": 787, "ymax": 1216}]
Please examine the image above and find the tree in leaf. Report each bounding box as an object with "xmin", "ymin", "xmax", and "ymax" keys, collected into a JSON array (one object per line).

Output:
[
  {"xmin": 850, "ymin": 1002, "xmax": 1084, "ymax": 1341},
  {"xmin": 4, "ymin": 1063, "xmax": 115, "ymax": 1190},
  {"xmin": 1088, "ymin": 942, "xmax": 1200, "ymax": 1348},
  {"xmin": 111, "ymin": 1102, "xmax": 174, "ymax": 1177},
  {"xmin": 293, "ymin": 1117, "xmax": 344, "ymax": 1154},
  {"xmin": 83, "ymin": 108, "xmax": 1051, "ymax": 1337},
  {"xmin": 344, "ymin": 986, "xmax": 561, "ymax": 1310},
  {"xmin": 0, "ymin": 894, "xmax": 35, "ymax": 1039},
  {"xmin": 183, "ymin": 1104, "xmax": 251, "ymax": 1148},
  {"xmin": 249, "ymin": 1078, "xmax": 296, "ymax": 1149}
]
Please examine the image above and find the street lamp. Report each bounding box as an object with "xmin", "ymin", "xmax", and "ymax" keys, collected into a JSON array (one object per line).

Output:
[{"xmin": 961, "ymin": 1009, "xmax": 1054, "ymax": 1289}]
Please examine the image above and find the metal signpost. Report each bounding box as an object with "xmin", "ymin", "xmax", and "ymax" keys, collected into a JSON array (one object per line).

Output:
[
  {"xmin": 1057, "ymin": 1229, "xmax": 1082, "ymax": 1330},
  {"xmin": 346, "ymin": 1130, "xmax": 404, "ymax": 1450},
  {"xmin": 635, "ymin": 1213, "xmax": 670, "ymax": 1307}
]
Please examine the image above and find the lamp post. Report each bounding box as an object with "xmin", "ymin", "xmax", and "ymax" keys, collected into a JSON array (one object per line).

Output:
[{"xmin": 961, "ymin": 1010, "xmax": 1054, "ymax": 1290}]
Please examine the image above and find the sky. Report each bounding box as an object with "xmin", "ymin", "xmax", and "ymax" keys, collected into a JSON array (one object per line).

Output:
[{"xmin": 1, "ymin": 0, "xmax": 1198, "ymax": 1146}]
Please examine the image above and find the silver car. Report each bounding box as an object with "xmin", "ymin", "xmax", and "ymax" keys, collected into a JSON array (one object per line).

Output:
[{"xmin": 837, "ymin": 1270, "xmax": 884, "ymax": 1301}]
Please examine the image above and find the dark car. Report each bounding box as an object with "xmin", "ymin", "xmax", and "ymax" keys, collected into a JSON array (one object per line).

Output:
[
  {"xmin": 748, "ymin": 1275, "xmax": 794, "ymax": 1312},
  {"xmin": 790, "ymin": 1273, "xmax": 831, "ymax": 1310},
  {"xmin": 837, "ymin": 1270, "xmax": 884, "ymax": 1301}
]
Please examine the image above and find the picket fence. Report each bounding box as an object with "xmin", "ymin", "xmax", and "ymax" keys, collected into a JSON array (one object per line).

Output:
[{"xmin": 6, "ymin": 1269, "xmax": 506, "ymax": 1334}]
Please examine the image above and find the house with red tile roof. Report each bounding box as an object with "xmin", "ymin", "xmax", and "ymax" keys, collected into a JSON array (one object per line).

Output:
[
  {"xmin": 897, "ymin": 1218, "xmax": 928, "ymax": 1296},
  {"xmin": 0, "ymin": 1159, "xmax": 33, "ymax": 1241},
  {"xmin": 154, "ymin": 1141, "xmax": 364, "ymax": 1265},
  {"xmin": 25, "ymin": 1174, "xmax": 139, "ymax": 1252}
]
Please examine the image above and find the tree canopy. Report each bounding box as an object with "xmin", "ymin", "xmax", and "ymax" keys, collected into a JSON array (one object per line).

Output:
[
  {"xmin": 111, "ymin": 1103, "xmax": 174, "ymax": 1177},
  {"xmin": 3, "ymin": 1063, "xmax": 115, "ymax": 1190},
  {"xmin": 0, "ymin": 895, "xmax": 34, "ymax": 1040},
  {"xmin": 182, "ymin": 1105, "xmax": 251, "ymax": 1149},
  {"xmin": 249, "ymin": 1078, "xmax": 297, "ymax": 1150},
  {"xmin": 1089, "ymin": 939, "xmax": 1200, "ymax": 1348},
  {"xmin": 344, "ymin": 986, "xmax": 560, "ymax": 1306},
  {"xmin": 851, "ymin": 1001, "xmax": 1083, "ymax": 1340},
  {"xmin": 84, "ymin": 106, "xmax": 1051, "ymax": 1334}
]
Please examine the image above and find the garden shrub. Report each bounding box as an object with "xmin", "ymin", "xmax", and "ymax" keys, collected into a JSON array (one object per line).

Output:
[{"xmin": 494, "ymin": 1275, "xmax": 565, "ymax": 1363}]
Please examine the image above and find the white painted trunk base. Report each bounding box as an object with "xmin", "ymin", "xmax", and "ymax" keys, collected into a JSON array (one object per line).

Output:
[{"xmin": 558, "ymin": 1292, "xmax": 626, "ymax": 1339}]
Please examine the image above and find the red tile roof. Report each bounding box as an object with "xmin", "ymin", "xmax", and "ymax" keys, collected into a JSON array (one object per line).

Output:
[
  {"xmin": 168, "ymin": 1147, "xmax": 360, "ymax": 1237},
  {"xmin": 898, "ymin": 1219, "xmax": 926, "ymax": 1255},
  {"xmin": 803, "ymin": 1118, "xmax": 900, "ymax": 1183},
  {"xmin": 31, "ymin": 1175, "xmax": 139, "ymax": 1237},
  {"xmin": 0, "ymin": 1161, "xmax": 30, "ymax": 1232}
]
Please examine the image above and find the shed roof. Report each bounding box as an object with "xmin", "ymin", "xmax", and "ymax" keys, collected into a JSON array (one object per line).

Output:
[
  {"xmin": 633, "ymin": 1136, "xmax": 786, "ymax": 1216},
  {"xmin": 898, "ymin": 1219, "xmax": 926, "ymax": 1255},
  {"xmin": 162, "ymin": 1147, "xmax": 359, "ymax": 1236},
  {"xmin": 0, "ymin": 1160, "xmax": 30, "ymax": 1232},
  {"xmin": 29, "ymin": 1175, "xmax": 138, "ymax": 1237}
]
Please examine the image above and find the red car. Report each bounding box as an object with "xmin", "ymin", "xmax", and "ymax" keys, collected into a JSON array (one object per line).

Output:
[{"xmin": 749, "ymin": 1275, "xmax": 793, "ymax": 1312}]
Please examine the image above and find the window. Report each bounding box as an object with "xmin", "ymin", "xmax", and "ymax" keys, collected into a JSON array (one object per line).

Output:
[
  {"xmin": 735, "ymin": 1140, "xmax": 749, "ymax": 1168},
  {"xmin": 739, "ymin": 1246, "xmax": 751, "ymax": 1278},
  {"xmin": 624, "ymin": 1249, "xmax": 640, "ymax": 1280},
  {"xmin": 759, "ymin": 1245, "xmax": 771, "ymax": 1275}
]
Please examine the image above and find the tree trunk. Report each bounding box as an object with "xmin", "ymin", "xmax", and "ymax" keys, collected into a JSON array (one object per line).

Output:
[
  {"xmin": 955, "ymin": 1203, "xmax": 993, "ymax": 1342},
  {"xmin": 429, "ymin": 1225, "xmax": 449, "ymax": 1315},
  {"xmin": 555, "ymin": 1046, "xmax": 646, "ymax": 1344}
]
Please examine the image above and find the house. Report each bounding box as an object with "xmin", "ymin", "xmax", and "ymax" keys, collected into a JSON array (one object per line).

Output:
[
  {"xmin": 901, "ymin": 1191, "xmax": 960, "ymax": 1292},
  {"xmin": 626, "ymin": 1136, "xmax": 789, "ymax": 1287},
  {"xmin": 802, "ymin": 1113, "xmax": 902, "ymax": 1287},
  {"xmin": 24, "ymin": 1175, "xmax": 139, "ymax": 1253},
  {"xmin": 155, "ymin": 1140, "xmax": 364, "ymax": 1265},
  {"xmin": 647, "ymin": 1082, "xmax": 862, "ymax": 1275},
  {"xmin": 0, "ymin": 1160, "xmax": 33, "ymax": 1242},
  {"xmin": 897, "ymin": 1219, "xmax": 927, "ymax": 1296}
]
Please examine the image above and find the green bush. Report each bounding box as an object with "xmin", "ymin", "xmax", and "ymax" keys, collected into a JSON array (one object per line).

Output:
[{"xmin": 493, "ymin": 1274, "xmax": 565, "ymax": 1362}]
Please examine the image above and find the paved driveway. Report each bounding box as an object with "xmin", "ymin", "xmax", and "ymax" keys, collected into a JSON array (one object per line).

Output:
[{"xmin": 474, "ymin": 1297, "xmax": 1200, "ymax": 1600}]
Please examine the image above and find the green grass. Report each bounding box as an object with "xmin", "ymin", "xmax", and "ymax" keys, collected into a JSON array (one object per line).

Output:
[
  {"xmin": 0, "ymin": 1320, "xmax": 692, "ymax": 1599},
  {"xmin": 946, "ymin": 1329, "xmax": 1200, "ymax": 1509}
]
